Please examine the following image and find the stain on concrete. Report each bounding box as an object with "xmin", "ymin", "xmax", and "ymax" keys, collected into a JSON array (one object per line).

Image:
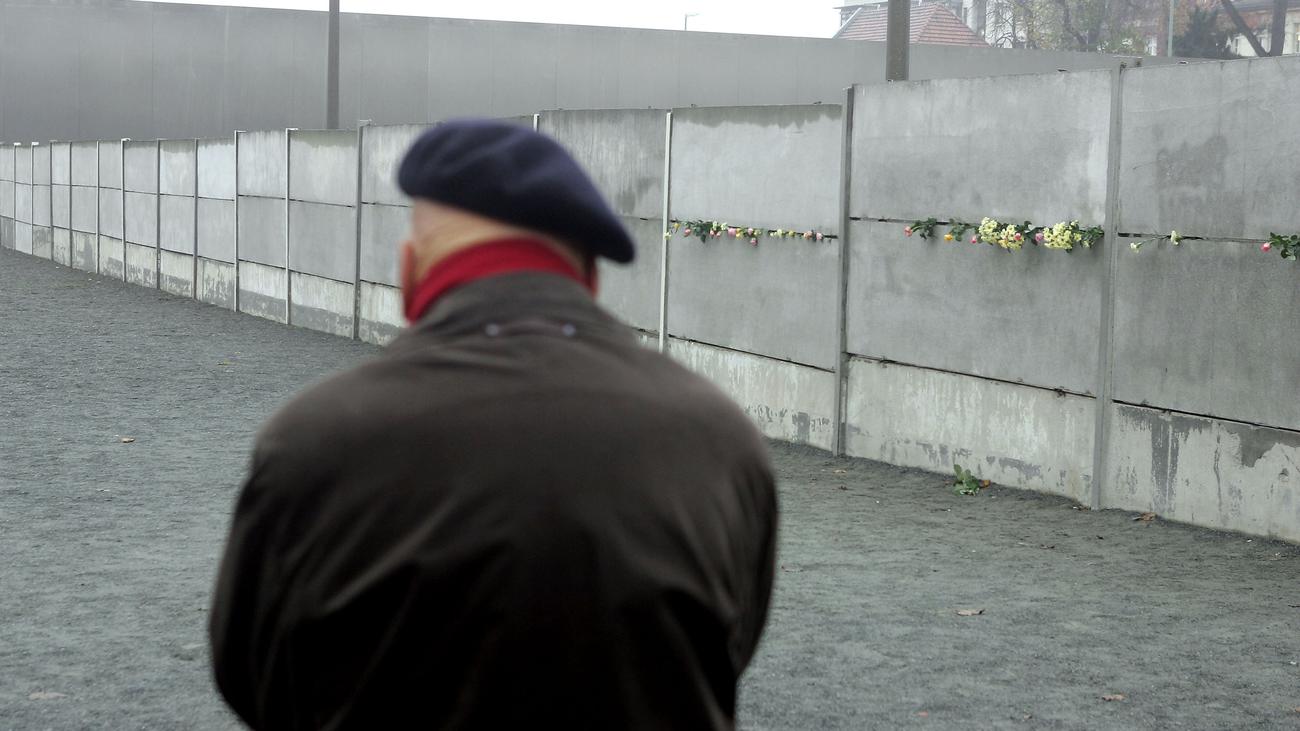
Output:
[
  {"xmin": 238, "ymin": 289, "xmax": 288, "ymax": 324},
  {"xmin": 1233, "ymin": 421, "xmax": 1300, "ymax": 469},
  {"xmin": 291, "ymin": 303, "xmax": 353, "ymax": 339},
  {"xmin": 793, "ymin": 412, "xmax": 811, "ymax": 444}
]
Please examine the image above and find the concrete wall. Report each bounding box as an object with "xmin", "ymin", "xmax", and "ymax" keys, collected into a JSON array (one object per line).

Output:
[
  {"xmin": 4, "ymin": 55, "xmax": 1297, "ymax": 542},
  {"xmin": 123, "ymin": 140, "xmax": 158, "ymax": 287},
  {"xmin": 31, "ymin": 144, "xmax": 50, "ymax": 259},
  {"xmin": 13, "ymin": 144, "xmax": 32, "ymax": 255},
  {"xmin": 0, "ymin": 0, "xmax": 1164, "ymax": 143}
]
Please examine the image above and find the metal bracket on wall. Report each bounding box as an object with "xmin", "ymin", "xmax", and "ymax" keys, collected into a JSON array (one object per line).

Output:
[{"xmin": 657, "ymin": 111, "xmax": 673, "ymax": 354}]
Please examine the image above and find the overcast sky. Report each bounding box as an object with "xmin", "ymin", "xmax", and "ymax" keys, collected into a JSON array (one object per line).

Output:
[{"xmin": 136, "ymin": 0, "xmax": 843, "ymax": 37}]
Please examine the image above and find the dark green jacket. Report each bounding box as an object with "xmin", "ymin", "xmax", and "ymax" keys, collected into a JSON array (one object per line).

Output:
[{"xmin": 210, "ymin": 272, "xmax": 777, "ymax": 730}]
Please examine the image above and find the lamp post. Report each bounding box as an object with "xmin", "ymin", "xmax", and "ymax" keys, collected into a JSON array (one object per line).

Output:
[{"xmin": 684, "ymin": 12, "xmax": 699, "ymax": 30}]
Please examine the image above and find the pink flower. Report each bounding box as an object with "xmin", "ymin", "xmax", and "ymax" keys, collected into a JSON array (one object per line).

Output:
[
  {"xmin": 750, "ymin": 237, "xmax": 758, "ymax": 246},
  {"xmin": 816, "ymin": 233, "xmax": 824, "ymax": 241},
  {"xmin": 1035, "ymin": 232, "xmax": 1044, "ymax": 243},
  {"xmin": 803, "ymin": 231, "xmax": 813, "ymax": 240},
  {"xmin": 970, "ymin": 236, "xmax": 978, "ymax": 244},
  {"xmin": 904, "ymin": 227, "xmax": 913, "ymax": 237},
  {"xmin": 1262, "ymin": 242, "xmax": 1272, "ymax": 252},
  {"xmin": 1015, "ymin": 233, "xmax": 1023, "ymax": 241},
  {"xmin": 727, "ymin": 227, "xmax": 737, "ymax": 236},
  {"xmin": 684, "ymin": 228, "xmax": 693, "ymax": 236}
]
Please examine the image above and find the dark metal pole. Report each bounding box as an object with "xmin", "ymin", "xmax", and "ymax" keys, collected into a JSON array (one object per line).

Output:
[
  {"xmin": 326, "ymin": 0, "xmax": 340, "ymax": 129},
  {"xmin": 886, "ymin": 0, "xmax": 910, "ymax": 81},
  {"xmin": 1268, "ymin": 0, "xmax": 1286, "ymax": 55}
]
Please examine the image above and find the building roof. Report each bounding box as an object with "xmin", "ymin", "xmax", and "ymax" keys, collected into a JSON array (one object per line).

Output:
[{"xmin": 835, "ymin": 3, "xmax": 988, "ymax": 46}]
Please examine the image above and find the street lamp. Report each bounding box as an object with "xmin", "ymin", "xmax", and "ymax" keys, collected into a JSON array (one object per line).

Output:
[{"xmin": 684, "ymin": 12, "xmax": 699, "ymax": 30}]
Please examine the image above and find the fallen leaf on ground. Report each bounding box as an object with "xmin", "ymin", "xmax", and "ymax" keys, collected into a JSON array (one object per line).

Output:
[
  {"xmin": 916, "ymin": 711, "xmax": 929, "ymax": 718},
  {"xmin": 833, "ymin": 469, "xmax": 847, "ymax": 474},
  {"xmin": 980, "ymin": 480, "xmax": 991, "ymax": 488},
  {"xmin": 1101, "ymin": 694, "xmax": 1126, "ymax": 702},
  {"xmin": 956, "ymin": 609, "xmax": 984, "ymax": 617},
  {"xmin": 837, "ymin": 485, "xmax": 847, "ymax": 491},
  {"xmin": 120, "ymin": 437, "xmax": 135, "ymax": 444},
  {"xmin": 1096, "ymin": 535, "xmax": 1105, "ymax": 540},
  {"xmin": 28, "ymin": 691, "xmax": 66, "ymax": 700},
  {"xmin": 1039, "ymin": 544, "xmax": 1056, "ymax": 550},
  {"xmin": 1134, "ymin": 512, "xmax": 1156, "ymax": 523}
]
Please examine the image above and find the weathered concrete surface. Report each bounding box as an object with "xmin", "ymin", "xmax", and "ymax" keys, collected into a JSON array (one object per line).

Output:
[
  {"xmin": 0, "ymin": 182, "xmax": 12, "ymax": 219},
  {"xmin": 845, "ymin": 358, "xmax": 1096, "ymax": 504},
  {"xmin": 236, "ymin": 196, "xmax": 285, "ymax": 267},
  {"xmin": 197, "ymin": 257, "xmax": 237, "ymax": 310},
  {"xmin": 52, "ymin": 228, "xmax": 71, "ymax": 266},
  {"xmin": 124, "ymin": 141, "xmax": 158, "ymax": 194},
  {"xmin": 125, "ymin": 191, "xmax": 158, "ymax": 247},
  {"xmin": 97, "ymin": 141, "xmax": 122, "ymax": 188},
  {"xmin": 1106, "ymin": 403, "xmax": 1300, "ymax": 543},
  {"xmin": 1112, "ymin": 238, "xmax": 1300, "ymax": 431},
  {"xmin": 236, "ymin": 130, "xmax": 285, "ymax": 198},
  {"xmin": 70, "ymin": 186, "xmax": 97, "ymax": 233},
  {"xmin": 0, "ymin": 145, "xmax": 12, "ymax": 186},
  {"xmin": 159, "ymin": 140, "xmax": 196, "ymax": 196},
  {"xmin": 97, "ymin": 188, "xmax": 122, "ymax": 239},
  {"xmin": 852, "ymin": 71, "xmax": 1112, "ymax": 224},
  {"xmin": 668, "ymin": 337, "xmax": 835, "ymax": 451},
  {"xmin": 847, "ymin": 220, "xmax": 1102, "ymax": 394},
  {"xmin": 595, "ymin": 216, "xmax": 661, "ymax": 334},
  {"xmin": 71, "ymin": 231, "xmax": 97, "ymax": 271},
  {"xmin": 158, "ymin": 195, "xmax": 195, "ymax": 254},
  {"xmin": 0, "ymin": 218, "xmax": 12, "ymax": 250},
  {"xmin": 15, "ymin": 222, "xmax": 32, "ymax": 255},
  {"xmin": 357, "ymin": 281, "xmax": 403, "ymax": 345},
  {"xmin": 32, "ymin": 185, "xmax": 50, "ymax": 227},
  {"xmin": 290, "ymin": 272, "xmax": 354, "ymax": 338},
  {"xmin": 52, "ymin": 185, "xmax": 70, "ymax": 228},
  {"xmin": 15, "ymin": 182, "xmax": 32, "ymax": 224},
  {"xmin": 289, "ymin": 130, "xmax": 356, "ymax": 207},
  {"xmin": 159, "ymin": 249, "xmax": 194, "ymax": 298},
  {"xmin": 14, "ymin": 145, "xmax": 32, "ymax": 184},
  {"xmin": 667, "ymin": 231, "xmax": 840, "ymax": 370},
  {"xmin": 50, "ymin": 142, "xmax": 71, "ymax": 186},
  {"xmin": 32, "ymin": 226, "xmax": 52, "ymax": 259},
  {"xmin": 99, "ymin": 237, "xmax": 125, "ymax": 279},
  {"xmin": 670, "ymin": 105, "xmax": 841, "ymax": 234},
  {"xmin": 125, "ymin": 242, "xmax": 157, "ymax": 288},
  {"xmin": 359, "ymin": 203, "xmax": 406, "ymax": 286},
  {"xmin": 539, "ymin": 108, "xmax": 666, "ymax": 219},
  {"xmin": 1119, "ymin": 56, "xmax": 1300, "ymax": 239},
  {"xmin": 197, "ymin": 138, "xmax": 234, "ymax": 200},
  {"xmin": 360, "ymin": 124, "xmax": 427, "ymax": 208},
  {"xmin": 237, "ymin": 260, "xmax": 288, "ymax": 324},
  {"xmin": 288, "ymin": 201, "xmax": 355, "ymax": 283},
  {"xmin": 70, "ymin": 141, "xmax": 98, "ymax": 187},
  {"xmin": 196, "ymin": 198, "xmax": 235, "ymax": 263},
  {"xmin": 32, "ymin": 145, "xmax": 50, "ymax": 185}
]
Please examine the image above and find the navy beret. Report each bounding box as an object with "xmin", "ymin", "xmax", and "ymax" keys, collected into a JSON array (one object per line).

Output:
[{"xmin": 397, "ymin": 119, "xmax": 635, "ymax": 263}]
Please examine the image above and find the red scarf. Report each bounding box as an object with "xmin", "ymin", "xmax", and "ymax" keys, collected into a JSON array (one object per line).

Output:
[{"xmin": 404, "ymin": 238, "xmax": 596, "ymax": 323}]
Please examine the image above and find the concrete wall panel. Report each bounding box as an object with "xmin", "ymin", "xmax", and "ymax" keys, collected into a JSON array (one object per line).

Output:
[
  {"xmin": 670, "ymin": 105, "xmax": 841, "ymax": 233},
  {"xmin": 14, "ymin": 146, "xmax": 32, "ymax": 184},
  {"xmin": 124, "ymin": 142, "xmax": 158, "ymax": 193},
  {"xmin": 159, "ymin": 140, "xmax": 196, "ymax": 195},
  {"xmin": 197, "ymin": 138, "xmax": 235, "ymax": 200},
  {"xmin": 1106, "ymin": 403, "xmax": 1300, "ymax": 544},
  {"xmin": 125, "ymin": 191, "xmax": 158, "ymax": 247},
  {"xmin": 98, "ymin": 188, "xmax": 123, "ymax": 238},
  {"xmin": 53, "ymin": 228, "xmax": 71, "ymax": 265},
  {"xmin": 361, "ymin": 124, "xmax": 426, "ymax": 206},
  {"xmin": 197, "ymin": 197, "xmax": 235, "ymax": 263},
  {"xmin": 71, "ymin": 142, "xmax": 99, "ymax": 186},
  {"xmin": 0, "ymin": 182, "xmax": 12, "ymax": 218},
  {"xmin": 851, "ymin": 71, "xmax": 1112, "ymax": 224},
  {"xmin": 237, "ymin": 130, "xmax": 286, "ymax": 198},
  {"xmin": 845, "ymin": 358, "xmax": 1096, "ymax": 503},
  {"xmin": 32, "ymin": 186, "xmax": 51, "ymax": 227},
  {"xmin": 667, "ymin": 233, "xmax": 840, "ymax": 370},
  {"xmin": 289, "ymin": 130, "xmax": 357, "ymax": 206},
  {"xmin": 0, "ymin": 218, "xmax": 12, "ymax": 250},
  {"xmin": 290, "ymin": 272, "xmax": 354, "ymax": 337},
  {"xmin": 14, "ymin": 184, "xmax": 32, "ymax": 223},
  {"xmin": 1119, "ymin": 57, "xmax": 1300, "ymax": 240},
  {"xmin": 236, "ymin": 195, "xmax": 285, "ymax": 267},
  {"xmin": 33, "ymin": 145, "xmax": 50, "ymax": 185},
  {"xmin": 198, "ymin": 257, "xmax": 237, "ymax": 310},
  {"xmin": 159, "ymin": 194, "xmax": 195, "ymax": 254},
  {"xmin": 846, "ymin": 220, "xmax": 1101, "ymax": 393},
  {"xmin": 72, "ymin": 231, "xmax": 97, "ymax": 271},
  {"xmin": 238, "ymin": 260, "xmax": 288, "ymax": 324},
  {"xmin": 51, "ymin": 143, "xmax": 71, "ymax": 186},
  {"xmin": 668, "ymin": 337, "xmax": 835, "ymax": 450},
  {"xmin": 52, "ymin": 186, "xmax": 70, "ymax": 228},
  {"xmin": 596, "ymin": 216, "xmax": 661, "ymax": 333},
  {"xmin": 125, "ymin": 242, "xmax": 157, "ymax": 287},
  {"xmin": 71, "ymin": 187, "xmax": 97, "ymax": 233},
  {"xmin": 1112, "ymin": 238, "xmax": 1300, "ymax": 430},
  {"xmin": 359, "ymin": 203, "xmax": 405, "ymax": 285},
  {"xmin": 99, "ymin": 237, "xmax": 124, "ymax": 278},
  {"xmin": 0, "ymin": 146, "xmax": 12, "ymax": 180},
  {"xmin": 98, "ymin": 142, "xmax": 122, "ymax": 187},
  {"xmin": 539, "ymin": 109, "xmax": 666, "ymax": 219},
  {"xmin": 358, "ymin": 281, "xmax": 403, "ymax": 345},
  {"xmin": 33, "ymin": 226, "xmax": 52, "ymax": 258},
  {"xmin": 288, "ymin": 201, "xmax": 355, "ymax": 282},
  {"xmin": 15, "ymin": 222, "xmax": 32, "ymax": 254},
  {"xmin": 159, "ymin": 249, "xmax": 194, "ymax": 297}
]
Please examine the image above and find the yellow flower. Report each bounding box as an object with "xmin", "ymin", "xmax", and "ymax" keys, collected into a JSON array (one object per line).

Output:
[{"xmin": 943, "ymin": 233, "xmax": 954, "ymax": 242}]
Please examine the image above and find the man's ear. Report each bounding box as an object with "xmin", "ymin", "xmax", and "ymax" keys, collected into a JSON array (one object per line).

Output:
[{"xmin": 399, "ymin": 240, "xmax": 418, "ymax": 311}]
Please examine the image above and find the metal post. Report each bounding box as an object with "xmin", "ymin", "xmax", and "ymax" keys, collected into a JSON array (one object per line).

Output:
[
  {"xmin": 1090, "ymin": 65, "xmax": 1126, "ymax": 512},
  {"xmin": 48, "ymin": 141, "xmax": 55, "ymax": 262},
  {"xmin": 234, "ymin": 130, "xmax": 242, "ymax": 311},
  {"xmin": 326, "ymin": 0, "xmax": 340, "ymax": 129},
  {"xmin": 657, "ymin": 111, "xmax": 673, "ymax": 354},
  {"xmin": 351, "ymin": 121, "xmax": 368, "ymax": 340},
  {"xmin": 192, "ymin": 138, "xmax": 199, "ymax": 298},
  {"xmin": 95, "ymin": 140, "xmax": 101, "ymax": 273},
  {"xmin": 1167, "ymin": 0, "xmax": 1176, "ymax": 56},
  {"xmin": 832, "ymin": 86, "xmax": 857, "ymax": 458},
  {"xmin": 121, "ymin": 139, "xmax": 128, "ymax": 282},
  {"xmin": 285, "ymin": 128, "xmax": 296, "ymax": 325},
  {"xmin": 532, "ymin": 113, "xmax": 540, "ymax": 132},
  {"xmin": 155, "ymin": 141, "xmax": 162, "ymax": 289},
  {"xmin": 885, "ymin": 0, "xmax": 910, "ymax": 82}
]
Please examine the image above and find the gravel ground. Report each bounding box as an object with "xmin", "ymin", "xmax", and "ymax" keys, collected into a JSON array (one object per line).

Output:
[{"xmin": 2, "ymin": 248, "xmax": 1298, "ymax": 730}]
